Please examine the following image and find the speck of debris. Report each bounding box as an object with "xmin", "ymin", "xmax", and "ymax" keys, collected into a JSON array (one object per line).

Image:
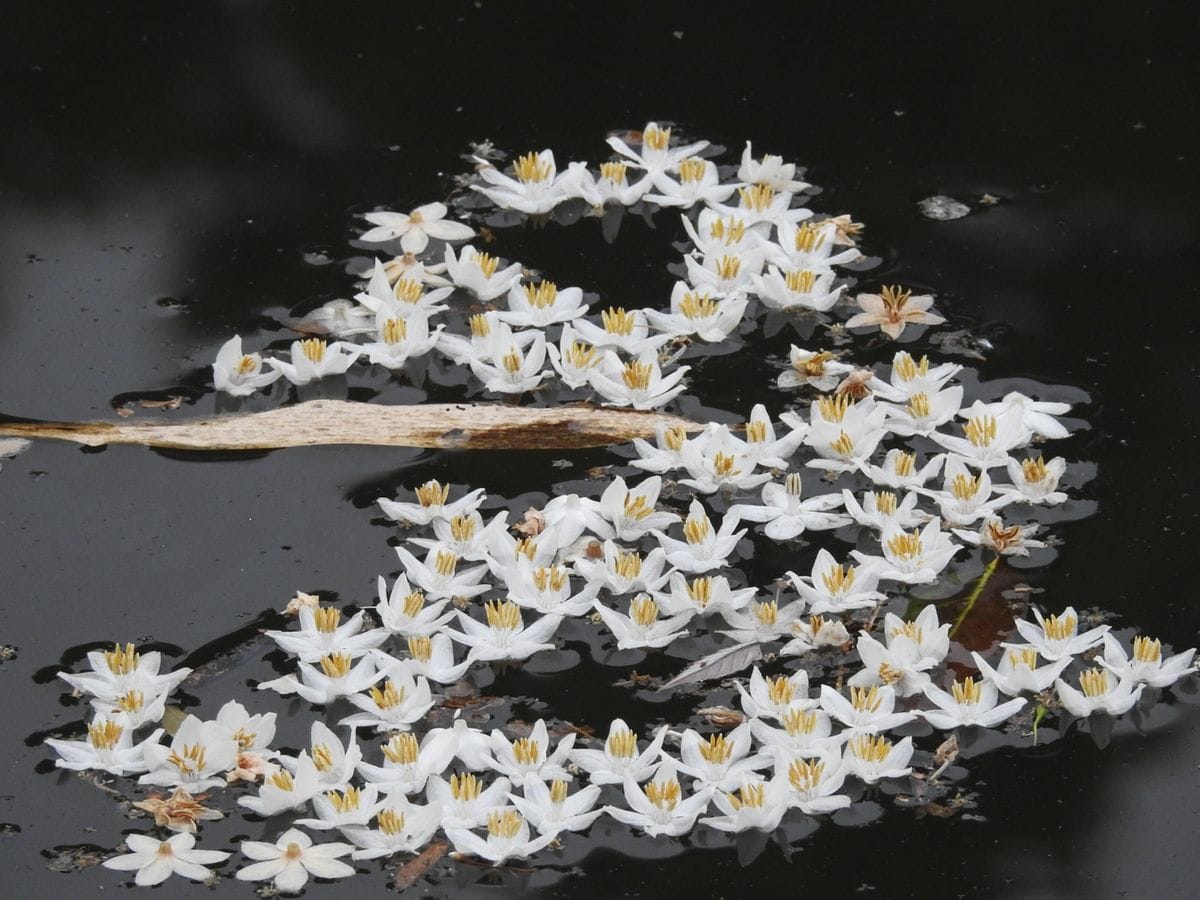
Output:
[{"xmin": 919, "ymin": 195, "xmax": 971, "ymax": 220}]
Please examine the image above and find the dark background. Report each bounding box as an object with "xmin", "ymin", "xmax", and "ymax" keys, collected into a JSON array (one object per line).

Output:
[{"xmin": 2, "ymin": 3, "xmax": 1199, "ymax": 897}]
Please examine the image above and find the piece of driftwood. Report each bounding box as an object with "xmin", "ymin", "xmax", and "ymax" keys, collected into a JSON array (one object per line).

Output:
[{"xmin": 0, "ymin": 400, "xmax": 704, "ymax": 451}]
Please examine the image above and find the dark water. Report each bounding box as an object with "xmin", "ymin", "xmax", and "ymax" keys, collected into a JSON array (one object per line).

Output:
[{"xmin": 2, "ymin": 5, "xmax": 1199, "ymax": 898}]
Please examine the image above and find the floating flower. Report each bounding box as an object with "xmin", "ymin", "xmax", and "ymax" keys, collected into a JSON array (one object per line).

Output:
[
  {"xmin": 358, "ymin": 202, "xmax": 474, "ymax": 254},
  {"xmin": 236, "ymin": 828, "xmax": 355, "ymax": 895},
  {"xmin": 212, "ymin": 335, "xmax": 281, "ymax": 397},
  {"xmin": 845, "ymin": 285, "xmax": 945, "ymax": 339},
  {"xmin": 103, "ymin": 833, "xmax": 229, "ymax": 886}
]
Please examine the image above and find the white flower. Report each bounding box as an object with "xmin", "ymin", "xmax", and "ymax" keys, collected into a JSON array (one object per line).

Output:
[
  {"xmin": 656, "ymin": 572, "xmax": 756, "ymax": 619},
  {"xmin": 700, "ymin": 777, "xmax": 790, "ymax": 833},
  {"xmin": 756, "ymin": 268, "xmax": 846, "ymax": 313},
  {"xmin": 604, "ymin": 760, "xmax": 714, "ymax": 837},
  {"xmin": 781, "ymin": 616, "xmax": 851, "ymax": 656},
  {"xmin": 589, "ymin": 350, "xmax": 689, "ymax": 410},
  {"xmin": 374, "ymin": 574, "xmax": 454, "ymax": 636},
  {"xmin": 774, "ymin": 749, "xmax": 851, "ymax": 815},
  {"xmin": 378, "ymin": 479, "xmax": 485, "ymax": 527},
  {"xmin": 574, "ymin": 160, "xmax": 654, "ymax": 206},
  {"xmin": 681, "ymin": 209, "xmax": 763, "ymax": 256},
  {"xmin": 970, "ymin": 647, "xmax": 1072, "ymax": 697},
  {"xmin": 921, "ymin": 676, "xmax": 1027, "ymax": 730},
  {"xmin": 751, "ymin": 708, "xmax": 840, "ymax": 758},
  {"xmin": 606, "ymin": 122, "xmax": 710, "ymax": 177},
  {"xmin": 102, "ymin": 833, "xmax": 230, "ymax": 886},
  {"xmin": 930, "ymin": 402, "xmax": 1031, "ymax": 469},
  {"xmin": 541, "ymin": 492, "xmax": 611, "ymax": 548},
  {"xmin": 342, "ymin": 796, "xmax": 444, "ymax": 860},
  {"xmin": 294, "ymin": 783, "xmax": 382, "ymax": 831},
  {"xmin": 438, "ymin": 310, "xmax": 539, "ymax": 365},
  {"xmin": 266, "ymin": 338, "xmax": 360, "ymax": 385},
  {"xmin": 819, "ymin": 684, "xmax": 917, "ymax": 735},
  {"xmin": 881, "ymin": 385, "xmax": 964, "ymax": 437},
  {"xmin": 446, "ymin": 602, "xmax": 561, "ymax": 663},
  {"xmin": 88, "ymin": 687, "xmax": 168, "ymax": 731},
  {"xmin": 677, "ymin": 724, "xmax": 770, "ymax": 791},
  {"xmin": 426, "ymin": 770, "xmax": 512, "ymax": 830},
  {"xmin": 845, "ymin": 285, "xmax": 945, "ymax": 339},
  {"xmin": 546, "ymin": 323, "xmax": 606, "ymax": 388},
  {"xmin": 389, "ymin": 633, "xmax": 472, "ymax": 684},
  {"xmin": 573, "ymin": 306, "xmax": 671, "ymax": 355},
  {"xmin": 776, "ymin": 346, "xmax": 855, "ymax": 391},
  {"xmin": 1003, "ymin": 606, "xmax": 1108, "ymax": 661},
  {"xmin": 1055, "ymin": 668, "xmax": 1143, "ymax": 718},
  {"xmin": 356, "ymin": 259, "xmax": 452, "ymax": 318},
  {"xmin": 482, "ymin": 720, "xmax": 575, "ymax": 783},
  {"xmin": 359, "ymin": 202, "xmax": 474, "ymax": 254},
  {"xmin": 861, "ymin": 449, "xmax": 946, "ymax": 490},
  {"xmin": 58, "ymin": 643, "xmax": 190, "ymax": 702},
  {"xmin": 738, "ymin": 142, "xmax": 809, "ymax": 192},
  {"xmin": 594, "ymin": 594, "xmax": 692, "ymax": 650},
  {"xmin": 953, "ymin": 517, "xmax": 1046, "ymax": 557},
  {"xmin": 357, "ymin": 730, "xmax": 455, "ymax": 795},
  {"xmin": 445, "ymin": 808, "xmax": 555, "ymax": 864},
  {"xmin": 444, "ymin": 244, "xmax": 523, "ymax": 300},
  {"xmin": 978, "ymin": 391, "xmax": 1073, "ymax": 440},
  {"xmin": 848, "ymin": 633, "xmax": 934, "ymax": 698},
  {"xmin": 575, "ymin": 542, "xmax": 670, "ymax": 595},
  {"xmin": 473, "ymin": 149, "xmax": 581, "ymax": 215},
  {"xmin": 788, "ymin": 549, "xmax": 884, "ymax": 615},
  {"xmin": 207, "ymin": 700, "xmax": 276, "ymax": 755},
  {"xmin": 645, "ymin": 282, "xmax": 747, "ymax": 342},
  {"xmin": 264, "ymin": 605, "xmax": 388, "ymax": 663},
  {"xmin": 804, "ymin": 395, "xmax": 888, "ymax": 473},
  {"xmin": 1098, "ymin": 633, "xmax": 1198, "ymax": 687},
  {"xmin": 257, "ymin": 652, "xmax": 385, "ymax": 705},
  {"xmin": 238, "ymin": 755, "xmax": 323, "ymax": 817},
  {"xmin": 509, "ymin": 774, "xmax": 603, "ymax": 836},
  {"xmin": 920, "ymin": 456, "xmax": 1011, "ymax": 527},
  {"xmin": 597, "ymin": 475, "xmax": 681, "ymax": 540},
  {"xmin": 361, "ymin": 310, "xmax": 443, "ymax": 369},
  {"xmin": 45, "ymin": 718, "xmax": 161, "ymax": 776},
  {"xmin": 570, "ymin": 719, "xmax": 668, "ymax": 785},
  {"xmin": 470, "ymin": 332, "xmax": 551, "ymax": 395},
  {"xmin": 767, "ymin": 220, "xmax": 860, "ymax": 270},
  {"xmin": 868, "ymin": 351, "xmax": 961, "ymax": 402},
  {"xmin": 684, "ymin": 248, "xmax": 765, "ymax": 297},
  {"xmin": 212, "ymin": 335, "xmax": 281, "ymax": 397},
  {"xmin": 140, "ymin": 715, "xmax": 238, "ymax": 792},
  {"xmin": 630, "ymin": 421, "xmax": 700, "ymax": 475},
  {"xmin": 498, "ymin": 279, "xmax": 589, "ymax": 328},
  {"xmin": 653, "ymin": 498, "xmax": 745, "ymax": 573},
  {"xmin": 852, "ymin": 518, "xmax": 961, "ymax": 584},
  {"xmin": 841, "ymin": 488, "xmax": 925, "ymax": 532},
  {"xmin": 394, "ymin": 543, "xmax": 491, "ymax": 601},
  {"xmin": 1002, "ymin": 455, "xmax": 1069, "ymax": 505},
  {"xmin": 843, "ymin": 734, "xmax": 914, "ymax": 784},
  {"xmin": 882, "ymin": 605, "xmax": 951, "ymax": 666},
  {"xmin": 678, "ymin": 425, "xmax": 772, "ymax": 494},
  {"xmin": 720, "ymin": 597, "xmax": 804, "ymax": 643},
  {"xmin": 645, "ymin": 156, "xmax": 738, "ymax": 208},
  {"xmin": 236, "ymin": 828, "xmax": 355, "ymax": 895},
  {"xmin": 339, "ymin": 669, "xmax": 434, "ymax": 732},
  {"xmin": 708, "ymin": 184, "xmax": 810, "ymax": 231},
  {"xmin": 737, "ymin": 667, "xmax": 817, "ymax": 721}
]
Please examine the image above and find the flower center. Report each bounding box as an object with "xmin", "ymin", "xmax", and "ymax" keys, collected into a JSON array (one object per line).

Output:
[
  {"xmin": 382, "ymin": 733, "xmax": 418, "ymax": 765},
  {"xmin": 485, "ymin": 600, "xmax": 521, "ymax": 631},
  {"xmin": 874, "ymin": 491, "xmax": 898, "ymax": 515},
  {"xmin": 891, "ymin": 621, "xmax": 924, "ymax": 644},
  {"xmin": 1042, "ymin": 613, "xmax": 1076, "ymax": 642},
  {"xmin": 1008, "ymin": 648, "xmax": 1039, "ymax": 669},
  {"xmin": 951, "ymin": 473, "xmax": 981, "ymax": 501},
  {"xmin": 607, "ymin": 728, "xmax": 637, "ymax": 759},
  {"xmin": 450, "ymin": 771, "xmax": 482, "ymax": 801},
  {"xmin": 907, "ymin": 393, "xmax": 932, "ymax": 419},
  {"xmin": 817, "ymin": 394, "xmax": 853, "ymax": 422},
  {"xmin": 329, "ymin": 787, "xmax": 361, "ymax": 813},
  {"xmin": 270, "ymin": 769, "xmax": 295, "ymax": 791},
  {"xmin": 630, "ymin": 594, "xmax": 659, "ymax": 627},
  {"xmin": 532, "ymin": 566, "xmax": 568, "ymax": 593},
  {"xmin": 783, "ymin": 708, "xmax": 817, "ymax": 736},
  {"xmin": 514, "ymin": 152, "xmax": 552, "ymax": 184},
  {"xmin": 714, "ymin": 255, "xmax": 741, "ymax": 280},
  {"xmin": 1133, "ymin": 636, "xmax": 1162, "ymax": 663},
  {"xmin": 679, "ymin": 291, "xmax": 718, "ymax": 320},
  {"xmin": 1079, "ymin": 667, "xmax": 1110, "ymax": 697},
  {"xmin": 793, "ymin": 224, "xmax": 827, "ymax": 253},
  {"xmin": 786, "ymin": 270, "xmax": 818, "ymax": 294},
  {"xmin": 88, "ymin": 720, "xmax": 124, "ymax": 750},
  {"xmin": 402, "ymin": 590, "xmax": 426, "ymax": 619},
  {"xmin": 754, "ymin": 600, "xmax": 778, "ymax": 626},
  {"xmin": 488, "ymin": 809, "xmax": 524, "ymax": 839},
  {"xmin": 378, "ymin": 809, "xmax": 405, "ymax": 835},
  {"xmin": 849, "ymin": 733, "xmax": 893, "ymax": 764},
  {"xmin": 299, "ymin": 338, "xmax": 326, "ymax": 363},
  {"xmin": 822, "ymin": 563, "xmax": 856, "ymax": 595},
  {"xmin": 893, "ymin": 352, "xmax": 929, "ymax": 382},
  {"xmin": 394, "ymin": 278, "xmax": 423, "ymax": 303},
  {"xmin": 621, "ymin": 360, "xmax": 653, "ymax": 390},
  {"xmin": 284, "ymin": 842, "xmax": 303, "ymax": 860},
  {"xmin": 313, "ymin": 607, "xmax": 341, "ymax": 633},
  {"xmin": 738, "ymin": 184, "xmax": 775, "ymax": 212},
  {"xmin": 964, "ymin": 415, "xmax": 998, "ymax": 447},
  {"xmin": 643, "ymin": 126, "xmax": 670, "ymax": 152},
  {"xmin": 686, "ymin": 577, "xmax": 712, "ymax": 607},
  {"xmin": 369, "ymin": 679, "xmax": 406, "ymax": 710},
  {"xmin": 235, "ymin": 354, "xmax": 258, "ymax": 375},
  {"xmin": 1022, "ymin": 457, "xmax": 1049, "ymax": 482},
  {"xmin": 698, "ymin": 734, "xmax": 733, "ymax": 764},
  {"xmin": 767, "ymin": 675, "xmax": 794, "ymax": 705},
  {"xmin": 566, "ymin": 340, "xmax": 599, "ymax": 368},
  {"xmin": 600, "ymin": 161, "xmax": 627, "ymax": 183},
  {"xmin": 407, "ymin": 635, "xmax": 432, "ymax": 662},
  {"xmin": 166, "ymin": 744, "xmax": 207, "ymax": 776},
  {"xmin": 710, "ymin": 216, "xmax": 745, "ymax": 244},
  {"xmin": 951, "ymin": 676, "xmax": 983, "ymax": 705},
  {"xmin": 726, "ymin": 782, "xmax": 766, "ymax": 810},
  {"xmin": 789, "ymin": 758, "xmax": 825, "ymax": 791},
  {"xmin": 319, "ymin": 653, "xmax": 352, "ymax": 679},
  {"xmin": 623, "ymin": 494, "xmax": 654, "ymax": 521},
  {"xmin": 104, "ymin": 643, "xmax": 140, "ymax": 675},
  {"xmin": 474, "ymin": 252, "xmax": 500, "ymax": 278},
  {"xmin": 683, "ymin": 514, "xmax": 711, "ymax": 545},
  {"xmin": 522, "ymin": 281, "xmax": 559, "ymax": 309},
  {"xmin": 512, "ymin": 737, "xmax": 542, "ymax": 767},
  {"xmin": 382, "ymin": 318, "xmax": 407, "ymax": 344},
  {"xmin": 713, "ymin": 452, "xmax": 741, "ymax": 478},
  {"xmin": 645, "ymin": 778, "xmax": 680, "ymax": 811},
  {"xmin": 550, "ymin": 779, "xmax": 569, "ymax": 805},
  {"xmin": 601, "ymin": 307, "xmax": 636, "ymax": 335},
  {"xmin": 469, "ymin": 313, "xmax": 491, "ymax": 337},
  {"xmin": 678, "ymin": 157, "xmax": 707, "ymax": 183},
  {"xmin": 434, "ymin": 550, "xmax": 458, "ymax": 577},
  {"xmin": 415, "ymin": 480, "xmax": 449, "ymax": 508},
  {"xmin": 886, "ymin": 531, "xmax": 922, "ymax": 561}
]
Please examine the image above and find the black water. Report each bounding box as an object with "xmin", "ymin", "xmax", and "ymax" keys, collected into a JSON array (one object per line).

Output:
[{"xmin": 2, "ymin": 5, "xmax": 1199, "ymax": 898}]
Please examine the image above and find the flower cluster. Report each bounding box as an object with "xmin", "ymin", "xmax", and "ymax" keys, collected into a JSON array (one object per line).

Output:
[{"xmin": 44, "ymin": 124, "xmax": 1197, "ymax": 892}]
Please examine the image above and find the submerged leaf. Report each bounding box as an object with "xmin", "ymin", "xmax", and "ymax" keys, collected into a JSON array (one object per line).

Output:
[{"xmin": 660, "ymin": 642, "xmax": 762, "ymax": 690}]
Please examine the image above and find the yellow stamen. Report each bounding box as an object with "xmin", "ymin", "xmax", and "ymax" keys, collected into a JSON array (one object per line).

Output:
[
  {"xmin": 710, "ymin": 216, "xmax": 746, "ymax": 245},
  {"xmin": 1007, "ymin": 648, "xmax": 1039, "ymax": 669},
  {"xmin": 893, "ymin": 352, "xmax": 929, "ymax": 382},
  {"xmin": 601, "ymin": 307, "xmax": 636, "ymax": 335},
  {"xmin": 687, "ymin": 577, "xmax": 712, "ymax": 608},
  {"xmin": 549, "ymin": 780, "xmax": 569, "ymax": 805},
  {"xmin": 311, "ymin": 743, "xmax": 335, "ymax": 772},
  {"xmin": 789, "ymin": 758, "xmax": 826, "ymax": 792},
  {"xmin": 434, "ymin": 549, "xmax": 458, "ymax": 577},
  {"xmin": 683, "ymin": 513, "xmax": 711, "ymax": 545},
  {"xmin": 488, "ymin": 809, "xmax": 524, "ymax": 839},
  {"xmin": 664, "ymin": 424, "xmax": 687, "ymax": 452},
  {"xmin": 951, "ymin": 473, "xmax": 981, "ymax": 501},
  {"xmin": 793, "ymin": 223, "xmax": 828, "ymax": 254},
  {"xmin": 714, "ymin": 255, "xmax": 741, "ymax": 280},
  {"xmin": 601, "ymin": 161, "xmax": 627, "ymax": 183},
  {"xmin": 822, "ymin": 563, "xmax": 856, "ymax": 595},
  {"xmin": 738, "ymin": 184, "xmax": 776, "ymax": 212},
  {"xmin": 698, "ymin": 733, "xmax": 733, "ymax": 764},
  {"xmin": 382, "ymin": 733, "xmax": 418, "ymax": 765},
  {"xmin": 623, "ymin": 494, "xmax": 654, "ymax": 521},
  {"xmin": 951, "ymin": 676, "xmax": 983, "ymax": 705},
  {"xmin": 328, "ymin": 787, "xmax": 361, "ymax": 814},
  {"xmin": 679, "ymin": 291, "xmax": 718, "ymax": 320},
  {"xmin": 515, "ymin": 537, "xmax": 537, "ymax": 560},
  {"xmin": 377, "ymin": 809, "xmax": 405, "ymax": 835},
  {"xmin": 878, "ymin": 662, "xmax": 904, "ymax": 685},
  {"xmin": 645, "ymin": 778, "xmax": 681, "ymax": 811},
  {"xmin": 299, "ymin": 338, "xmax": 326, "ymax": 363},
  {"xmin": 532, "ymin": 566, "xmax": 568, "ymax": 593},
  {"xmin": 874, "ymin": 491, "xmax": 898, "ymax": 515},
  {"xmin": 767, "ymin": 675, "xmax": 794, "ymax": 706},
  {"xmin": 485, "ymin": 600, "xmax": 521, "ymax": 631},
  {"xmin": 415, "ymin": 480, "xmax": 449, "ymax": 508},
  {"xmin": 501, "ymin": 346, "xmax": 523, "ymax": 374},
  {"xmin": 402, "ymin": 590, "xmax": 426, "ymax": 618},
  {"xmin": 615, "ymin": 550, "xmax": 643, "ymax": 581},
  {"xmin": 1079, "ymin": 667, "xmax": 1109, "ymax": 698},
  {"xmin": 848, "ymin": 733, "xmax": 893, "ymax": 764},
  {"xmin": 232, "ymin": 728, "xmax": 257, "ymax": 750},
  {"xmin": 450, "ymin": 771, "xmax": 483, "ymax": 801},
  {"xmin": 964, "ymin": 415, "xmax": 998, "ymax": 447},
  {"xmin": 393, "ymin": 279, "xmax": 423, "ymax": 303},
  {"xmin": 726, "ymin": 782, "xmax": 766, "ymax": 810},
  {"xmin": 116, "ymin": 690, "xmax": 144, "ymax": 713},
  {"xmin": 893, "ymin": 451, "xmax": 917, "ymax": 477},
  {"xmin": 104, "ymin": 643, "xmax": 140, "ymax": 675},
  {"xmin": 270, "ymin": 770, "xmax": 295, "ymax": 791},
  {"xmin": 786, "ymin": 270, "xmax": 818, "ymax": 294},
  {"xmin": 566, "ymin": 340, "xmax": 600, "ymax": 369},
  {"xmin": 512, "ymin": 737, "xmax": 542, "ymax": 767},
  {"xmin": 713, "ymin": 452, "xmax": 741, "ymax": 478},
  {"xmin": 782, "ymin": 708, "xmax": 817, "ymax": 737},
  {"xmin": 678, "ymin": 157, "xmax": 707, "ymax": 183},
  {"xmin": 313, "ymin": 607, "xmax": 341, "ymax": 633},
  {"xmin": 319, "ymin": 653, "xmax": 352, "ymax": 679},
  {"xmin": 786, "ymin": 472, "xmax": 803, "ymax": 496},
  {"xmin": 745, "ymin": 419, "xmax": 768, "ymax": 443},
  {"xmin": 1133, "ymin": 636, "xmax": 1162, "ymax": 663},
  {"xmin": 474, "ymin": 252, "xmax": 500, "ymax": 278},
  {"xmin": 522, "ymin": 281, "xmax": 559, "ymax": 309},
  {"xmin": 1022, "ymin": 456, "xmax": 1049, "ymax": 483},
  {"xmin": 88, "ymin": 720, "xmax": 124, "ymax": 750},
  {"xmin": 886, "ymin": 530, "xmax": 922, "ymax": 561},
  {"xmin": 407, "ymin": 635, "xmax": 432, "ymax": 662},
  {"xmin": 754, "ymin": 600, "xmax": 778, "ymax": 627},
  {"xmin": 450, "ymin": 515, "xmax": 477, "ymax": 542},
  {"xmin": 850, "ymin": 685, "xmax": 883, "ymax": 712},
  {"xmin": 369, "ymin": 679, "xmax": 405, "ymax": 710},
  {"xmin": 607, "ymin": 727, "xmax": 637, "ymax": 759},
  {"xmin": 986, "ymin": 520, "xmax": 1024, "ymax": 551},
  {"xmin": 234, "ymin": 355, "xmax": 258, "ymax": 375},
  {"xmin": 907, "ymin": 393, "xmax": 931, "ymax": 419},
  {"xmin": 514, "ymin": 151, "xmax": 552, "ymax": 183},
  {"xmin": 817, "ymin": 394, "xmax": 854, "ymax": 422},
  {"xmin": 468, "ymin": 313, "xmax": 491, "ymax": 337},
  {"xmin": 644, "ymin": 125, "xmax": 671, "ymax": 152},
  {"xmin": 891, "ymin": 620, "xmax": 924, "ymax": 645},
  {"xmin": 880, "ymin": 285, "xmax": 913, "ymax": 312},
  {"xmin": 284, "ymin": 842, "xmax": 303, "ymax": 860},
  {"xmin": 630, "ymin": 594, "xmax": 659, "ymax": 627},
  {"xmin": 1042, "ymin": 613, "xmax": 1077, "ymax": 642},
  {"xmin": 830, "ymin": 431, "xmax": 855, "ymax": 457},
  {"xmin": 382, "ymin": 318, "xmax": 408, "ymax": 343},
  {"xmin": 166, "ymin": 744, "xmax": 207, "ymax": 776}
]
